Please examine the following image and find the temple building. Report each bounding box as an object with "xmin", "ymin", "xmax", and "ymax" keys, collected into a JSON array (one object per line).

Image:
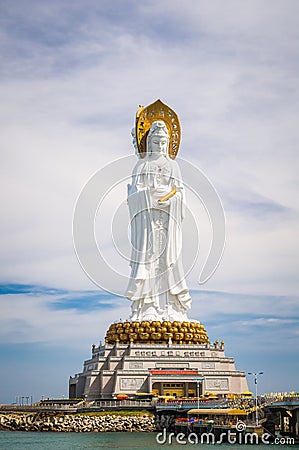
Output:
[{"xmin": 69, "ymin": 321, "xmax": 248, "ymax": 399}]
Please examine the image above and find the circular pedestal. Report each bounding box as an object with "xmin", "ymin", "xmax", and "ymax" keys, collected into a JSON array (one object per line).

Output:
[{"xmin": 105, "ymin": 320, "xmax": 209, "ymax": 345}]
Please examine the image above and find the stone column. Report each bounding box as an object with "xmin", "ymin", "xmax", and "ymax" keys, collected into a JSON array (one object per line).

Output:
[
  {"xmin": 185, "ymin": 382, "xmax": 189, "ymax": 397},
  {"xmin": 294, "ymin": 410, "xmax": 299, "ymax": 438},
  {"xmin": 280, "ymin": 411, "xmax": 285, "ymax": 432},
  {"xmin": 148, "ymin": 375, "xmax": 152, "ymax": 394}
]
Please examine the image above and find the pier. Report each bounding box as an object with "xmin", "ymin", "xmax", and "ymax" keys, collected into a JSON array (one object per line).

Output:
[{"xmin": 267, "ymin": 396, "xmax": 299, "ymax": 440}]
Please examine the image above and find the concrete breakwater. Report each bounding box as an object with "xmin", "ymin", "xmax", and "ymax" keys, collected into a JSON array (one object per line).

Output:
[{"xmin": 0, "ymin": 412, "xmax": 156, "ymax": 432}]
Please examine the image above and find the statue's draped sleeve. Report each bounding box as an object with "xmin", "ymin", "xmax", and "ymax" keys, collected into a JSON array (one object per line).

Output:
[
  {"xmin": 127, "ymin": 161, "xmax": 153, "ymax": 299},
  {"xmin": 167, "ymin": 161, "xmax": 191, "ymax": 307}
]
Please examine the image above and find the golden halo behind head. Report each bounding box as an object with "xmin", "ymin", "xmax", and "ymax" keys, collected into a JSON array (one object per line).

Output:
[{"xmin": 135, "ymin": 99, "xmax": 181, "ymax": 159}]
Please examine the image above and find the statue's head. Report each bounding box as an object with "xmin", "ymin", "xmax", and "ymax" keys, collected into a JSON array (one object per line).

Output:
[
  {"xmin": 135, "ymin": 100, "xmax": 180, "ymax": 159},
  {"xmin": 147, "ymin": 120, "xmax": 169, "ymax": 157}
]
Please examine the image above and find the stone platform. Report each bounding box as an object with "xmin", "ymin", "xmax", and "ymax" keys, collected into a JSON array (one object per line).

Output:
[{"xmin": 69, "ymin": 331, "xmax": 248, "ymax": 400}]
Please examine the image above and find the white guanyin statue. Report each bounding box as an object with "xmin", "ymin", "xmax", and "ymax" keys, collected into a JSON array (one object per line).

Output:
[{"xmin": 126, "ymin": 100, "xmax": 192, "ymax": 322}]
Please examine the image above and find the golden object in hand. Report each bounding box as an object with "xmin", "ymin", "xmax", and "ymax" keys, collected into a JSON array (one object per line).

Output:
[{"xmin": 158, "ymin": 189, "xmax": 177, "ymax": 204}]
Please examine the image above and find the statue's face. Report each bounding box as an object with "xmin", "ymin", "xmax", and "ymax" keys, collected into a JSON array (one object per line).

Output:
[{"xmin": 150, "ymin": 135, "xmax": 169, "ymax": 156}]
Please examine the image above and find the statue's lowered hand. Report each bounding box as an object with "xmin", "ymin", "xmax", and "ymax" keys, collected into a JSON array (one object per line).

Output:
[{"xmin": 158, "ymin": 189, "xmax": 177, "ymax": 204}]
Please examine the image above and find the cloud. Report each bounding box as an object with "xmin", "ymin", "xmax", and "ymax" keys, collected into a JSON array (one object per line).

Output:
[
  {"xmin": 1, "ymin": 284, "xmax": 298, "ymax": 354},
  {"xmin": 0, "ymin": 286, "xmax": 129, "ymax": 348},
  {"xmin": 0, "ymin": 283, "xmax": 298, "ymax": 401},
  {"xmin": 0, "ymin": 1, "xmax": 298, "ymax": 296}
]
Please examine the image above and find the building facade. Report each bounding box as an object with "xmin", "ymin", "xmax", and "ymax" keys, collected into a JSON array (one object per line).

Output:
[{"xmin": 69, "ymin": 341, "xmax": 248, "ymax": 400}]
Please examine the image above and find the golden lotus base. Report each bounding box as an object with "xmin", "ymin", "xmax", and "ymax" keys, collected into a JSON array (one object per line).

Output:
[{"xmin": 105, "ymin": 320, "xmax": 209, "ymax": 345}]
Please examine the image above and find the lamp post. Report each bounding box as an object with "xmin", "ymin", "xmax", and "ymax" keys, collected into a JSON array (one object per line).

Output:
[
  {"xmin": 248, "ymin": 371, "xmax": 264, "ymax": 427},
  {"xmin": 193, "ymin": 377, "xmax": 205, "ymax": 410}
]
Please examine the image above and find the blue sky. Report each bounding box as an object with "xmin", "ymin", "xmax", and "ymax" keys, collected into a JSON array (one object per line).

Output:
[{"xmin": 0, "ymin": 0, "xmax": 299, "ymax": 403}]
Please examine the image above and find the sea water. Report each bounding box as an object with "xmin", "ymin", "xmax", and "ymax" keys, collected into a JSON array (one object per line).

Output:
[{"xmin": 0, "ymin": 432, "xmax": 294, "ymax": 450}]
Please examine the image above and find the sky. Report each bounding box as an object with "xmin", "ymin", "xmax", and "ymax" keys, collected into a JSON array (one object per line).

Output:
[{"xmin": 0, "ymin": 0, "xmax": 299, "ymax": 403}]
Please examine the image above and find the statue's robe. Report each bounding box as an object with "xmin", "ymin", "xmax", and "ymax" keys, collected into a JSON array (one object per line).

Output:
[{"xmin": 126, "ymin": 156, "xmax": 191, "ymax": 321}]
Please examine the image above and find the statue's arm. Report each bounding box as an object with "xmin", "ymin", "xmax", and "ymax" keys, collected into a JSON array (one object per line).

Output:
[
  {"xmin": 158, "ymin": 188, "xmax": 177, "ymax": 204},
  {"xmin": 169, "ymin": 161, "xmax": 186, "ymax": 219}
]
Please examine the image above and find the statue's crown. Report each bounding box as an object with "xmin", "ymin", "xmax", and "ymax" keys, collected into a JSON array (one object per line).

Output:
[
  {"xmin": 149, "ymin": 121, "xmax": 169, "ymax": 138},
  {"xmin": 135, "ymin": 99, "xmax": 181, "ymax": 159}
]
